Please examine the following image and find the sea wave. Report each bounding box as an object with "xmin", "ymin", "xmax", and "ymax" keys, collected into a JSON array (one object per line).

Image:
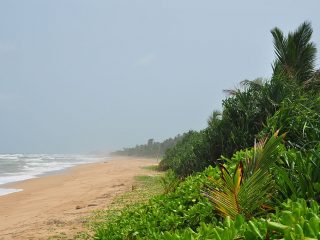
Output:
[
  {"xmin": 0, "ymin": 188, "xmax": 23, "ymax": 196},
  {"xmin": 0, "ymin": 154, "xmax": 108, "ymax": 195}
]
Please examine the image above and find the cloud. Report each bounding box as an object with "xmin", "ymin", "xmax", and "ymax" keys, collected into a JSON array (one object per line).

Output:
[{"xmin": 134, "ymin": 53, "xmax": 156, "ymax": 67}]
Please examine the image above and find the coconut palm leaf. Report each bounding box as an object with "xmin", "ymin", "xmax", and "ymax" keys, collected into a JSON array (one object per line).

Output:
[
  {"xmin": 271, "ymin": 21, "xmax": 316, "ymax": 84},
  {"xmin": 205, "ymin": 163, "xmax": 243, "ymax": 219},
  {"xmin": 238, "ymin": 169, "xmax": 274, "ymax": 217},
  {"xmin": 245, "ymin": 130, "xmax": 285, "ymax": 177},
  {"xmin": 205, "ymin": 132, "xmax": 284, "ymax": 219}
]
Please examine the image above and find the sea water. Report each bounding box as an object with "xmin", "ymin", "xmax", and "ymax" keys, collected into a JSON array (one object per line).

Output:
[{"xmin": 0, "ymin": 154, "xmax": 107, "ymax": 196}]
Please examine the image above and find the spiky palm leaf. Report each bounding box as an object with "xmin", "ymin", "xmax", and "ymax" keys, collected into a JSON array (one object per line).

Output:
[
  {"xmin": 205, "ymin": 131, "xmax": 285, "ymax": 219},
  {"xmin": 205, "ymin": 163, "xmax": 243, "ymax": 219},
  {"xmin": 271, "ymin": 21, "xmax": 316, "ymax": 84},
  {"xmin": 207, "ymin": 110, "xmax": 222, "ymax": 127},
  {"xmin": 244, "ymin": 130, "xmax": 285, "ymax": 177}
]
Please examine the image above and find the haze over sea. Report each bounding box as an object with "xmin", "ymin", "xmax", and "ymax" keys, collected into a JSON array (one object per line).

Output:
[{"xmin": 0, "ymin": 154, "xmax": 106, "ymax": 196}]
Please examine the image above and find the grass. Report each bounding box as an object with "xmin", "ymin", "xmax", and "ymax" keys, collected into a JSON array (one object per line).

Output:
[
  {"xmin": 47, "ymin": 233, "xmax": 67, "ymax": 240},
  {"xmin": 142, "ymin": 164, "xmax": 160, "ymax": 171},
  {"xmin": 73, "ymin": 165, "xmax": 164, "ymax": 239}
]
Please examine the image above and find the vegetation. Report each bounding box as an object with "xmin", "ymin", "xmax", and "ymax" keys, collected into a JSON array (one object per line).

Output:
[
  {"xmin": 274, "ymin": 146, "xmax": 320, "ymax": 202},
  {"xmin": 93, "ymin": 166, "xmax": 218, "ymax": 239},
  {"xmin": 205, "ymin": 132, "xmax": 285, "ymax": 219},
  {"xmin": 271, "ymin": 21, "xmax": 317, "ymax": 85},
  {"xmin": 89, "ymin": 22, "xmax": 320, "ymax": 239},
  {"xmin": 160, "ymin": 199, "xmax": 320, "ymax": 239},
  {"xmin": 159, "ymin": 130, "xmax": 211, "ymax": 177},
  {"xmin": 261, "ymin": 96, "xmax": 320, "ymax": 149},
  {"xmin": 112, "ymin": 134, "xmax": 186, "ymax": 158}
]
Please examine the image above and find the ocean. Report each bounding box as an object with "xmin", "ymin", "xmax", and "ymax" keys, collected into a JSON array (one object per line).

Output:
[{"xmin": 0, "ymin": 154, "xmax": 107, "ymax": 196}]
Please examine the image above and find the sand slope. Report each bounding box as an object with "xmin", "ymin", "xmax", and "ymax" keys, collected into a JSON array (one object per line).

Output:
[{"xmin": 0, "ymin": 157, "xmax": 156, "ymax": 240}]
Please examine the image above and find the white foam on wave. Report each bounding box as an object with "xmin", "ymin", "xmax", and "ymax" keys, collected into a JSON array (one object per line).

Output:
[
  {"xmin": 21, "ymin": 162, "xmax": 78, "ymax": 176},
  {"xmin": 0, "ymin": 174, "xmax": 37, "ymax": 185},
  {"xmin": 0, "ymin": 188, "xmax": 23, "ymax": 196},
  {"xmin": 0, "ymin": 154, "xmax": 23, "ymax": 158},
  {"xmin": 0, "ymin": 154, "xmax": 108, "ymax": 188}
]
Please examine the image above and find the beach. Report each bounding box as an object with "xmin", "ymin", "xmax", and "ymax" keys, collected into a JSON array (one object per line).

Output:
[{"xmin": 0, "ymin": 156, "xmax": 157, "ymax": 240}]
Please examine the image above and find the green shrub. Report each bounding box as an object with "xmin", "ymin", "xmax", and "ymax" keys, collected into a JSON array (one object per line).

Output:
[
  {"xmin": 261, "ymin": 96, "xmax": 320, "ymax": 149},
  {"xmin": 274, "ymin": 146, "xmax": 320, "ymax": 202},
  {"xmin": 160, "ymin": 169, "xmax": 180, "ymax": 194},
  {"xmin": 155, "ymin": 199, "xmax": 320, "ymax": 240},
  {"xmin": 205, "ymin": 132, "xmax": 285, "ymax": 220},
  {"xmin": 159, "ymin": 130, "xmax": 211, "ymax": 178},
  {"xmin": 160, "ymin": 77, "xmax": 294, "ymax": 178},
  {"xmin": 93, "ymin": 166, "xmax": 220, "ymax": 239}
]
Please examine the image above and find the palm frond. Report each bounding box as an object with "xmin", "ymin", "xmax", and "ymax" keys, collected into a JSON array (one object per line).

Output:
[
  {"xmin": 205, "ymin": 164, "xmax": 243, "ymax": 219},
  {"xmin": 205, "ymin": 132, "xmax": 284, "ymax": 219},
  {"xmin": 238, "ymin": 170, "xmax": 274, "ymax": 217},
  {"xmin": 271, "ymin": 21, "xmax": 316, "ymax": 83},
  {"xmin": 245, "ymin": 131, "xmax": 285, "ymax": 177}
]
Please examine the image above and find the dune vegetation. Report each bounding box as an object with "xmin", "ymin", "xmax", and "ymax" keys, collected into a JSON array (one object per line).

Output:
[{"xmin": 92, "ymin": 22, "xmax": 320, "ymax": 239}]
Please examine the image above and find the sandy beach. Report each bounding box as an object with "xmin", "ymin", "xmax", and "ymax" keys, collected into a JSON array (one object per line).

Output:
[{"xmin": 0, "ymin": 156, "xmax": 157, "ymax": 240}]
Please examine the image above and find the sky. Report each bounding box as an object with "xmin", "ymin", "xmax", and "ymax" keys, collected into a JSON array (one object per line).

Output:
[{"xmin": 0, "ymin": 1, "xmax": 319, "ymax": 153}]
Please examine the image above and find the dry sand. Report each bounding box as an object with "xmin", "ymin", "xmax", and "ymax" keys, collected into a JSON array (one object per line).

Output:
[{"xmin": 0, "ymin": 156, "xmax": 157, "ymax": 240}]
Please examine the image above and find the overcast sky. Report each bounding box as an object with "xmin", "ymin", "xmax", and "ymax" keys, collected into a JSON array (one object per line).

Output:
[{"xmin": 0, "ymin": 1, "xmax": 319, "ymax": 153}]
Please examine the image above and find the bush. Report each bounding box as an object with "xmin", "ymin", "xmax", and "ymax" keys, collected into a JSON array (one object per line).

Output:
[
  {"xmin": 261, "ymin": 96, "xmax": 320, "ymax": 149},
  {"xmin": 274, "ymin": 146, "xmax": 320, "ymax": 202},
  {"xmin": 93, "ymin": 166, "xmax": 220, "ymax": 239},
  {"xmin": 160, "ymin": 77, "xmax": 296, "ymax": 178},
  {"xmin": 158, "ymin": 199, "xmax": 320, "ymax": 240},
  {"xmin": 159, "ymin": 130, "xmax": 211, "ymax": 178}
]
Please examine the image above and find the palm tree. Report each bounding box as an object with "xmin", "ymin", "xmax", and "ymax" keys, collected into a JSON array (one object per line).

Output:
[
  {"xmin": 271, "ymin": 21, "xmax": 317, "ymax": 85},
  {"xmin": 207, "ymin": 110, "xmax": 222, "ymax": 127},
  {"xmin": 241, "ymin": 77, "xmax": 264, "ymax": 88}
]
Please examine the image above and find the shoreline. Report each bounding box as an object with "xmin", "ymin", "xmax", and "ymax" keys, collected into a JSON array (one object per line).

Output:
[
  {"xmin": 0, "ymin": 156, "xmax": 157, "ymax": 240},
  {"xmin": 0, "ymin": 157, "xmax": 111, "ymax": 196},
  {"xmin": 0, "ymin": 155, "xmax": 109, "ymax": 197}
]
